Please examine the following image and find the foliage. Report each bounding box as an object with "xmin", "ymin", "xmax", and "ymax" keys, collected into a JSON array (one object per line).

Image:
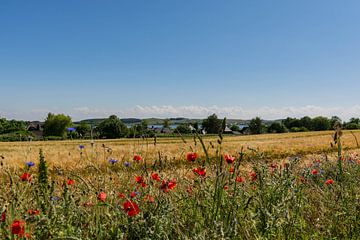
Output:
[
  {"xmin": 268, "ymin": 122, "xmax": 287, "ymax": 133},
  {"xmin": 311, "ymin": 116, "xmax": 331, "ymax": 131},
  {"xmin": 76, "ymin": 121, "xmax": 91, "ymax": 137},
  {"xmin": 230, "ymin": 124, "xmax": 240, "ymax": 132},
  {"xmin": 249, "ymin": 117, "xmax": 265, "ymax": 134},
  {"xmin": 0, "ymin": 118, "xmax": 27, "ymax": 134},
  {"xmin": 43, "ymin": 113, "xmax": 72, "ymax": 137},
  {"xmin": 202, "ymin": 114, "xmax": 222, "ymax": 134},
  {"xmin": 163, "ymin": 119, "xmax": 171, "ymax": 128},
  {"xmin": 175, "ymin": 123, "xmax": 192, "ymax": 134},
  {"xmin": 97, "ymin": 115, "xmax": 128, "ymax": 139}
]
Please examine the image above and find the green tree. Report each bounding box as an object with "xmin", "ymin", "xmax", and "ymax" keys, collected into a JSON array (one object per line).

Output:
[
  {"xmin": 43, "ymin": 113, "xmax": 72, "ymax": 137},
  {"xmin": 230, "ymin": 124, "xmax": 240, "ymax": 132},
  {"xmin": 268, "ymin": 122, "xmax": 287, "ymax": 133},
  {"xmin": 163, "ymin": 119, "xmax": 171, "ymax": 128},
  {"xmin": 76, "ymin": 121, "xmax": 91, "ymax": 137},
  {"xmin": 299, "ymin": 116, "xmax": 312, "ymax": 130},
  {"xmin": 202, "ymin": 114, "xmax": 222, "ymax": 134},
  {"xmin": 97, "ymin": 115, "xmax": 128, "ymax": 139},
  {"xmin": 175, "ymin": 124, "xmax": 192, "ymax": 134},
  {"xmin": 249, "ymin": 117, "xmax": 264, "ymax": 134},
  {"xmin": 330, "ymin": 116, "xmax": 342, "ymax": 129},
  {"xmin": 311, "ymin": 116, "xmax": 330, "ymax": 131}
]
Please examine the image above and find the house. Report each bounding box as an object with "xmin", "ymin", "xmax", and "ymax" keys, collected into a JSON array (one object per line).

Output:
[{"xmin": 27, "ymin": 121, "xmax": 44, "ymax": 138}]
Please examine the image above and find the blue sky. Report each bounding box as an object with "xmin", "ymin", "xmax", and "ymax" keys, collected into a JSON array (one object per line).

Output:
[{"xmin": 1, "ymin": 1, "xmax": 360, "ymax": 120}]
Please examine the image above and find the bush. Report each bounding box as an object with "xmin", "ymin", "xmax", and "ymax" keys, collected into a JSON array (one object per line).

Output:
[
  {"xmin": 97, "ymin": 115, "xmax": 128, "ymax": 139},
  {"xmin": 43, "ymin": 113, "xmax": 72, "ymax": 137}
]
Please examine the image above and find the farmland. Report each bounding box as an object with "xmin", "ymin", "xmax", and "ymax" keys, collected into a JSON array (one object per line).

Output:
[{"xmin": 0, "ymin": 130, "xmax": 359, "ymax": 239}]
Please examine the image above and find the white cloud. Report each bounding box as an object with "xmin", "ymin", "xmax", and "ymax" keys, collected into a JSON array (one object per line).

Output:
[{"xmin": 2, "ymin": 105, "xmax": 360, "ymax": 121}]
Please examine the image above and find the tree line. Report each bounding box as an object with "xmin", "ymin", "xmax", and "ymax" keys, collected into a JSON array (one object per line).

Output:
[{"xmin": 1, "ymin": 113, "xmax": 360, "ymax": 141}]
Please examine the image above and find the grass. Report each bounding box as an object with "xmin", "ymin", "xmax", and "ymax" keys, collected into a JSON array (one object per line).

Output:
[{"xmin": 0, "ymin": 130, "xmax": 359, "ymax": 239}]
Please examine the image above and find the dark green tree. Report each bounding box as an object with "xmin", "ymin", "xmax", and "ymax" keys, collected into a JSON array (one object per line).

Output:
[
  {"xmin": 97, "ymin": 115, "xmax": 128, "ymax": 139},
  {"xmin": 175, "ymin": 124, "xmax": 192, "ymax": 134},
  {"xmin": 249, "ymin": 117, "xmax": 264, "ymax": 134},
  {"xmin": 163, "ymin": 119, "xmax": 171, "ymax": 128},
  {"xmin": 230, "ymin": 124, "xmax": 240, "ymax": 132},
  {"xmin": 202, "ymin": 114, "xmax": 222, "ymax": 134},
  {"xmin": 43, "ymin": 113, "xmax": 72, "ymax": 137},
  {"xmin": 76, "ymin": 121, "xmax": 91, "ymax": 137},
  {"xmin": 311, "ymin": 116, "xmax": 330, "ymax": 131},
  {"xmin": 268, "ymin": 122, "xmax": 287, "ymax": 133}
]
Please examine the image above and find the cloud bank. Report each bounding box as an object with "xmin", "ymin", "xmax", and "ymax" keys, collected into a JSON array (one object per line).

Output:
[{"xmin": 2, "ymin": 105, "xmax": 359, "ymax": 121}]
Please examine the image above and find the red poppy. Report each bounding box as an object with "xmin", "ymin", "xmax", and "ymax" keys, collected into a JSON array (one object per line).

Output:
[
  {"xmin": 0, "ymin": 211, "xmax": 6, "ymax": 222},
  {"xmin": 229, "ymin": 167, "xmax": 235, "ymax": 173},
  {"xmin": 186, "ymin": 152, "xmax": 198, "ymax": 162},
  {"xmin": 151, "ymin": 173, "xmax": 161, "ymax": 182},
  {"xmin": 133, "ymin": 154, "xmax": 143, "ymax": 161},
  {"xmin": 130, "ymin": 192, "xmax": 137, "ymax": 198},
  {"xmin": 311, "ymin": 169, "xmax": 319, "ymax": 175},
  {"xmin": 144, "ymin": 195, "xmax": 155, "ymax": 203},
  {"xmin": 249, "ymin": 172, "xmax": 257, "ymax": 181},
  {"xmin": 236, "ymin": 176, "xmax": 245, "ymax": 183},
  {"xmin": 193, "ymin": 167, "xmax": 206, "ymax": 177},
  {"xmin": 123, "ymin": 200, "xmax": 140, "ymax": 217},
  {"xmin": 20, "ymin": 173, "xmax": 31, "ymax": 182},
  {"xmin": 270, "ymin": 163, "xmax": 278, "ymax": 169},
  {"xmin": 223, "ymin": 185, "xmax": 229, "ymax": 190},
  {"xmin": 135, "ymin": 176, "xmax": 144, "ymax": 184},
  {"xmin": 160, "ymin": 178, "xmax": 177, "ymax": 192},
  {"xmin": 118, "ymin": 193, "xmax": 126, "ymax": 199},
  {"xmin": 11, "ymin": 219, "xmax": 25, "ymax": 236},
  {"xmin": 224, "ymin": 154, "xmax": 235, "ymax": 164},
  {"xmin": 67, "ymin": 179, "xmax": 75, "ymax": 186},
  {"xmin": 357, "ymin": 160, "xmax": 360, "ymax": 164},
  {"xmin": 186, "ymin": 187, "xmax": 193, "ymax": 194},
  {"xmin": 97, "ymin": 192, "xmax": 107, "ymax": 202},
  {"xmin": 325, "ymin": 179, "xmax": 334, "ymax": 185},
  {"xmin": 299, "ymin": 176, "xmax": 307, "ymax": 183},
  {"xmin": 27, "ymin": 209, "xmax": 40, "ymax": 216}
]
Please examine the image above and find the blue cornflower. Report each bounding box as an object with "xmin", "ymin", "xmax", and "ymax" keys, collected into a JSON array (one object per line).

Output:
[
  {"xmin": 51, "ymin": 196, "xmax": 61, "ymax": 202},
  {"xmin": 124, "ymin": 161, "xmax": 131, "ymax": 167},
  {"xmin": 26, "ymin": 161, "xmax": 35, "ymax": 167},
  {"xmin": 109, "ymin": 159, "xmax": 118, "ymax": 164},
  {"xmin": 79, "ymin": 145, "xmax": 85, "ymax": 149}
]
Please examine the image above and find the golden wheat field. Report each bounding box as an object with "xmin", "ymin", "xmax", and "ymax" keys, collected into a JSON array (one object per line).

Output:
[{"xmin": 1, "ymin": 130, "xmax": 359, "ymax": 170}]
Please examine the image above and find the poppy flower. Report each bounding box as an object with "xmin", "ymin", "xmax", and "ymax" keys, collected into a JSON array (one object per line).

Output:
[
  {"xmin": 123, "ymin": 200, "xmax": 140, "ymax": 217},
  {"xmin": 97, "ymin": 192, "xmax": 107, "ymax": 202},
  {"xmin": 11, "ymin": 220, "xmax": 25, "ymax": 236},
  {"xmin": 325, "ymin": 179, "xmax": 334, "ymax": 185},
  {"xmin": 249, "ymin": 172, "xmax": 257, "ymax": 181},
  {"xmin": 133, "ymin": 154, "xmax": 143, "ymax": 161},
  {"xmin": 144, "ymin": 195, "xmax": 155, "ymax": 203},
  {"xmin": 130, "ymin": 192, "xmax": 138, "ymax": 198},
  {"xmin": 151, "ymin": 173, "xmax": 161, "ymax": 182},
  {"xmin": 160, "ymin": 178, "xmax": 177, "ymax": 192},
  {"xmin": 223, "ymin": 185, "xmax": 229, "ymax": 190},
  {"xmin": 357, "ymin": 160, "xmax": 360, "ymax": 165},
  {"xmin": 229, "ymin": 167, "xmax": 235, "ymax": 173},
  {"xmin": 186, "ymin": 152, "xmax": 198, "ymax": 162},
  {"xmin": 1, "ymin": 211, "xmax": 6, "ymax": 222},
  {"xmin": 224, "ymin": 154, "xmax": 235, "ymax": 164},
  {"xmin": 186, "ymin": 187, "xmax": 193, "ymax": 194},
  {"xmin": 118, "ymin": 193, "xmax": 126, "ymax": 199},
  {"xmin": 20, "ymin": 173, "xmax": 31, "ymax": 182},
  {"xmin": 236, "ymin": 176, "xmax": 245, "ymax": 183},
  {"xmin": 67, "ymin": 178, "xmax": 75, "ymax": 186},
  {"xmin": 311, "ymin": 169, "xmax": 319, "ymax": 175},
  {"xmin": 27, "ymin": 209, "xmax": 40, "ymax": 216},
  {"xmin": 193, "ymin": 167, "xmax": 206, "ymax": 177},
  {"xmin": 135, "ymin": 176, "xmax": 144, "ymax": 184}
]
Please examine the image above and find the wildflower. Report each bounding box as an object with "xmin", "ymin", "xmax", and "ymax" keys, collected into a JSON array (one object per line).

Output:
[
  {"xmin": 27, "ymin": 209, "xmax": 40, "ymax": 216},
  {"xmin": 118, "ymin": 193, "xmax": 126, "ymax": 199},
  {"xmin": 236, "ymin": 176, "xmax": 245, "ymax": 183},
  {"xmin": 357, "ymin": 160, "xmax": 360, "ymax": 165},
  {"xmin": 160, "ymin": 178, "xmax": 177, "ymax": 193},
  {"xmin": 67, "ymin": 178, "xmax": 75, "ymax": 186},
  {"xmin": 223, "ymin": 185, "xmax": 229, "ymax": 190},
  {"xmin": 123, "ymin": 200, "xmax": 140, "ymax": 217},
  {"xmin": 229, "ymin": 167, "xmax": 235, "ymax": 173},
  {"xmin": 51, "ymin": 196, "xmax": 61, "ymax": 202},
  {"xmin": 325, "ymin": 179, "xmax": 334, "ymax": 185},
  {"xmin": 79, "ymin": 145, "xmax": 85, "ymax": 149},
  {"xmin": 186, "ymin": 152, "xmax": 198, "ymax": 162},
  {"xmin": 1, "ymin": 211, "xmax": 6, "ymax": 222},
  {"xmin": 26, "ymin": 161, "xmax": 35, "ymax": 167},
  {"xmin": 249, "ymin": 172, "xmax": 257, "ymax": 181},
  {"xmin": 130, "ymin": 192, "xmax": 137, "ymax": 198},
  {"xmin": 11, "ymin": 220, "xmax": 25, "ymax": 236},
  {"xmin": 193, "ymin": 167, "xmax": 206, "ymax": 177},
  {"xmin": 67, "ymin": 127, "xmax": 76, "ymax": 132},
  {"xmin": 108, "ymin": 158, "xmax": 118, "ymax": 164},
  {"xmin": 135, "ymin": 176, "xmax": 147, "ymax": 188},
  {"xmin": 124, "ymin": 161, "xmax": 131, "ymax": 167},
  {"xmin": 311, "ymin": 169, "xmax": 319, "ymax": 175},
  {"xmin": 98, "ymin": 192, "xmax": 107, "ymax": 202},
  {"xmin": 186, "ymin": 187, "xmax": 193, "ymax": 194},
  {"xmin": 133, "ymin": 154, "xmax": 143, "ymax": 161},
  {"xmin": 20, "ymin": 173, "xmax": 31, "ymax": 182},
  {"xmin": 151, "ymin": 173, "xmax": 161, "ymax": 182},
  {"xmin": 144, "ymin": 195, "xmax": 155, "ymax": 203},
  {"xmin": 224, "ymin": 154, "xmax": 235, "ymax": 164}
]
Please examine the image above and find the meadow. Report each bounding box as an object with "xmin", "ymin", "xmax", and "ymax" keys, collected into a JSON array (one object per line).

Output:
[{"xmin": 0, "ymin": 130, "xmax": 359, "ymax": 239}]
